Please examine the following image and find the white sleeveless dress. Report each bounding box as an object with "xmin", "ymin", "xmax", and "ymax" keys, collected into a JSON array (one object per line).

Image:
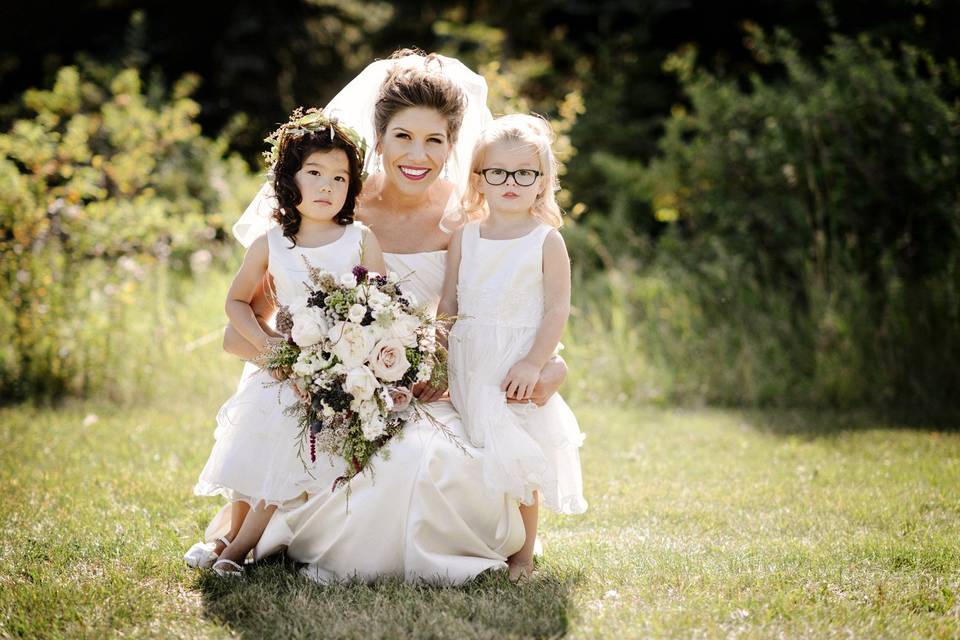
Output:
[
  {"xmin": 448, "ymin": 222, "xmax": 586, "ymax": 514},
  {"xmin": 251, "ymin": 250, "xmax": 528, "ymax": 584},
  {"xmin": 193, "ymin": 223, "xmax": 364, "ymax": 508}
]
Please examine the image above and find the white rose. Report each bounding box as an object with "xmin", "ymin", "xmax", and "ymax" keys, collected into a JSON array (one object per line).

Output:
[
  {"xmin": 387, "ymin": 271, "xmax": 400, "ymax": 284},
  {"xmin": 386, "ymin": 313, "xmax": 421, "ymax": 347},
  {"xmin": 361, "ymin": 414, "xmax": 387, "ymax": 441},
  {"xmin": 292, "ymin": 352, "xmax": 317, "ymax": 377},
  {"xmin": 329, "ymin": 321, "xmax": 376, "ymax": 368},
  {"xmin": 348, "ymin": 303, "xmax": 367, "ymax": 324},
  {"xmin": 340, "ymin": 273, "xmax": 358, "ymax": 289},
  {"xmin": 290, "ymin": 305, "xmax": 328, "ymax": 347},
  {"xmin": 368, "ymin": 338, "xmax": 410, "ymax": 382},
  {"xmin": 343, "ymin": 365, "xmax": 378, "ymax": 401}
]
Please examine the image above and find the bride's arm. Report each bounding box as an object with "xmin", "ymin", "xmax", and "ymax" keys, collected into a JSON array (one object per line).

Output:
[{"xmin": 415, "ymin": 227, "xmax": 463, "ymax": 403}]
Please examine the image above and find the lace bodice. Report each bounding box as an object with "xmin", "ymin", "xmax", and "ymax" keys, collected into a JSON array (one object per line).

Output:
[{"xmin": 456, "ymin": 222, "xmax": 553, "ymax": 328}]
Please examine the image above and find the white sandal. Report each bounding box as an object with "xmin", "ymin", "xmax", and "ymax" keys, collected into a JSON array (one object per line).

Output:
[
  {"xmin": 183, "ymin": 535, "xmax": 231, "ymax": 569},
  {"xmin": 212, "ymin": 558, "xmax": 244, "ymax": 577}
]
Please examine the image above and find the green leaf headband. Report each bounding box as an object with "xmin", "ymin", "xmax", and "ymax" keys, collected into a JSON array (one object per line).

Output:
[{"xmin": 264, "ymin": 107, "xmax": 369, "ymax": 181}]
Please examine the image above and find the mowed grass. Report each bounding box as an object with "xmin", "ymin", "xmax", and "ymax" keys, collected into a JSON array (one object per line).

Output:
[{"xmin": 1, "ymin": 356, "xmax": 959, "ymax": 638}]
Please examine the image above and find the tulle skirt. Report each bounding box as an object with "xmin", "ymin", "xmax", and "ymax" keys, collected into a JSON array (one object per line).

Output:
[
  {"xmin": 194, "ymin": 363, "xmax": 338, "ymax": 508},
  {"xmin": 448, "ymin": 321, "xmax": 587, "ymax": 514}
]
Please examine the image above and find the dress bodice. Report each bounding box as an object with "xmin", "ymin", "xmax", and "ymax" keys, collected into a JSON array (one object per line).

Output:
[
  {"xmin": 384, "ymin": 250, "xmax": 446, "ymax": 316},
  {"xmin": 266, "ymin": 223, "xmax": 364, "ymax": 307},
  {"xmin": 456, "ymin": 222, "xmax": 553, "ymax": 328}
]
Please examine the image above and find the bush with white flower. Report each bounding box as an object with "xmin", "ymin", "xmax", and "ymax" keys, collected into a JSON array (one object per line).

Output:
[{"xmin": 261, "ymin": 259, "xmax": 450, "ymax": 488}]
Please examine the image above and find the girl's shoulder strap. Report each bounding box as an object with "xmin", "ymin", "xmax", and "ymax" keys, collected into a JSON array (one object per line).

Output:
[
  {"xmin": 530, "ymin": 222, "xmax": 555, "ymax": 246},
  {"xmin": 458, "ymin": 220, "xmax": 481, "ymax": 250}
]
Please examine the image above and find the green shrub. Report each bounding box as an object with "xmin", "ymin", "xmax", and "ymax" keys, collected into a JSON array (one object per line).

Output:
[
  {"xmin": 0, "ymin": 65, "xmax": 258, "ymax": 401},
  {"xmin": 582, "ymin": 28, "xmax": 959, "ymax": 410}
]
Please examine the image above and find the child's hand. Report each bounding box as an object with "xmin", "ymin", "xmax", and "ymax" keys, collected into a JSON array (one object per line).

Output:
[{"xmin": 501, "ymin": 360, "xmax": 540, "ymax": 401}]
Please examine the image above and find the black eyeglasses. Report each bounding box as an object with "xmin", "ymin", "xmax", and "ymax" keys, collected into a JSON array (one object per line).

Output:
[{"xmin": 476, "ymin": 168, "xmax": 542, "ymax": 187}]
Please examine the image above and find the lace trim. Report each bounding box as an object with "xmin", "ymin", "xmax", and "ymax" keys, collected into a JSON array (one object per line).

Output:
[{"xmin": 457, "ymin": 284, "xmax": 543, "ymax": 327}]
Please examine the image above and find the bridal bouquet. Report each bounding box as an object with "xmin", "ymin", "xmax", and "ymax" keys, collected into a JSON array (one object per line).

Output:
[{"xmin": 262, "ymin": 260, "xmax": 450, "ymax": 487}]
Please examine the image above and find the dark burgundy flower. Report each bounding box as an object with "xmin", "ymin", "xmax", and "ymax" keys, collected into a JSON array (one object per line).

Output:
[{"xmin": 352, "ymin": 265, "xmax": 368, "ymax": 282}]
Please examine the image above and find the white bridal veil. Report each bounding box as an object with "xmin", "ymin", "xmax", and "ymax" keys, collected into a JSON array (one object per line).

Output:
[{"xmin": 232, "ymin": 54, "xmax": 493, "ymax": 247}]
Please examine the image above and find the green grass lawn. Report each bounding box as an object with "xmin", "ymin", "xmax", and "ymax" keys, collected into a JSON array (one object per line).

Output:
[{"xmin": 1, "ymin": 366, "xmax": 958, "ymax": 638}]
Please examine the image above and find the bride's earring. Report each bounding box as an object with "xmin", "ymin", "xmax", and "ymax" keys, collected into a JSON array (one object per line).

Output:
[
  {"xmin": 374, "ymin": 154, "xmax": 382, "ymax": 173},
  {"xmin": 443, "ymin": 163, "xmax": 450, "ymax": 180}
]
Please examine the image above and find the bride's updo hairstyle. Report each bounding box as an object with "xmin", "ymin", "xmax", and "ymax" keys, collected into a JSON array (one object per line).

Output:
[
  {"xmin": 270, "ymin": 115, "xmax": 365, "ymax": 244},
  {"xmin": 373, "ymin": 48, "xmax": 469, "ymax": 148},
  {"xmin": 462, "ymin": 113, "xmax": 563, "ymax": 228}
]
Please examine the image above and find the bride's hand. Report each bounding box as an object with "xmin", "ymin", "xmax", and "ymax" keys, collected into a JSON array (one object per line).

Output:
[
  {"xmin": 412, "ymin": 380, "xmax": 447, "ymax": 403},
  {"xmin": 268, "ymin": 365, "xmax": 291, "ymax": 382}
]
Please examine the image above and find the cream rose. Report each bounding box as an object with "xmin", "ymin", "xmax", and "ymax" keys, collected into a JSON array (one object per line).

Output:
[
  {"xmin": 369, "ymin": 338, "xmax": 410, "ymax": 382},
  {"xmin": 387, "ymin": 386, "xmax": 413, "ymax": 412},
  {"xmin": 343, "ymin": 365, "xmax": 378, "ymax": 401},
  {"xmin": 329, "ymin": 321, "xmax": 376, "ymax": 368}
]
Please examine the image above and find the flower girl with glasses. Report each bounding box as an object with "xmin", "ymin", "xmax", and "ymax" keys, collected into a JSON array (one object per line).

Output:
[{"xmin": 438, "ymin": 113, "xmax": 587, "ymax": 581}]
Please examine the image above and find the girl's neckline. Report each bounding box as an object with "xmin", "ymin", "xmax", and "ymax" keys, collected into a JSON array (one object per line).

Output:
[
  {"xmin": 291, "ymin": 224, "xmax": 350, "ymax": 250},
  {"xmin": 477, "ymin": 222, "xmax": 546, "ymax": 242}
]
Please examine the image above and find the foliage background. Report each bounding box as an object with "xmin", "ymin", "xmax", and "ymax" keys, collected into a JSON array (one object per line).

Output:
[{"xmin": 0, "ymin": 0, "xmax": 958, "ymax": 417}]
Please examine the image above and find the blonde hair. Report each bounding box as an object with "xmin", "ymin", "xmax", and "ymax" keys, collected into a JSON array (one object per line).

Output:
[{"xmin": 461, "ymin": 113, "xmax": 563, "ymax": 228}]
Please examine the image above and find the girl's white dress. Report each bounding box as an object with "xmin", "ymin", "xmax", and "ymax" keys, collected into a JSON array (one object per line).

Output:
[
  {"xmin": 193, "ymin": 223, "xmax": 364, "ymax": 508},
  {"xmin": 447, "ymin": 221, "xmax": 587, "ymax": 514}
]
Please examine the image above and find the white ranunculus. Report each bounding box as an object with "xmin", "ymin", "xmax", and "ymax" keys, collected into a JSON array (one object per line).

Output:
[
  {"xmin": 343, "ymin": 365, "xmax": 378, "ymax": 401},
  {"xmin": 361, "ymin": 414, "xmax": 387, "ymax": 441},
  {"xmin": 340, "ymin": 273, "xmax": 358, "ymax": 289},
  {"xmin": 369, "ymin": 338, "xmax": 410, "ymax": 382},
  {"xmin": 348, "ymin": 303, "xmax": 367, "ymax": 324},
  {"xmin": 290, "ymin": 304, "xmax": 328, "ymax": 347},
  {"xmin": 329, "ymin": 321, "xmax": 376, "ymax": 368},
  {"xmin": 415, "ymin": 362, "xmax": 433, "ymax": 383},
  {"xmin": 368, "ymin": 290, "xmax": 391, "ymax": 311}
]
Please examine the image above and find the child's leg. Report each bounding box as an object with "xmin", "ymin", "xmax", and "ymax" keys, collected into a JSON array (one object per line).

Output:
[
  {"xmin": 216, "ymin": 502, "xmax": 277, "ymax": 570},
  {"xmin": 214, "ymin": 501, "xmax": 250, "ymax": 555},
  {"xmin": 508, "ymin": 490, "xmax": 539, "ymax": 581}
]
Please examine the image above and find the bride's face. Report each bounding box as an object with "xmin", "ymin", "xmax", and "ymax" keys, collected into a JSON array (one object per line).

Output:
[{"xmin": 378, "ymin": 107, "xmax": 452, "ymax": 197}]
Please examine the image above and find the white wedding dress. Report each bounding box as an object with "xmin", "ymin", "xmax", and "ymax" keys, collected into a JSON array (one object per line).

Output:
[{"xmin": 246, "ymin": 250, "xmax": 527, "ymax": 584}]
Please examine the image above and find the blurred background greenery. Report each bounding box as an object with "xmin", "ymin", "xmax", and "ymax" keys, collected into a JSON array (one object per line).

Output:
[{"xmin": 1, "ymin": 0, "xmax": 957, "ymax": 418}]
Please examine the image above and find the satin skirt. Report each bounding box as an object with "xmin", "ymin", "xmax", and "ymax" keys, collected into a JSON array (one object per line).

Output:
[{"xmin": 209, "ymin": 400, "xmax": 526, "ymax": 584}]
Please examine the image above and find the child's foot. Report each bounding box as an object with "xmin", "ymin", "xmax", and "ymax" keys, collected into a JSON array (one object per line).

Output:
[
  {"xmin": 212, "ymin": 558, "xmax": 244, "ymax": 577},
  {"xmin": 508, "ymin": 559, "xmax": 535, "ymax": 583},
  {"xmin": 183, "ymin": 535, "xmax": 232, "ymax": 569}
]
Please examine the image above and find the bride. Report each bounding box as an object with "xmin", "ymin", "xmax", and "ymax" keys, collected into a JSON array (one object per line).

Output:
[{"xmin": 214, "ymin": 49, "xmax": 568, "ymax": 583}]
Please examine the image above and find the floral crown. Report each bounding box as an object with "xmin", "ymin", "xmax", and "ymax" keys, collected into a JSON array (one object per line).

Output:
[{"xmin": 264, "ymin": 107, "xmax": 369, "ymax": 180}]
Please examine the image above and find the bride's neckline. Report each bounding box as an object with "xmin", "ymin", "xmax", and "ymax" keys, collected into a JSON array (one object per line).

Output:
[{"xmin": 383, "ymin": 249, "xmax": 446, "ymax": 256}]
